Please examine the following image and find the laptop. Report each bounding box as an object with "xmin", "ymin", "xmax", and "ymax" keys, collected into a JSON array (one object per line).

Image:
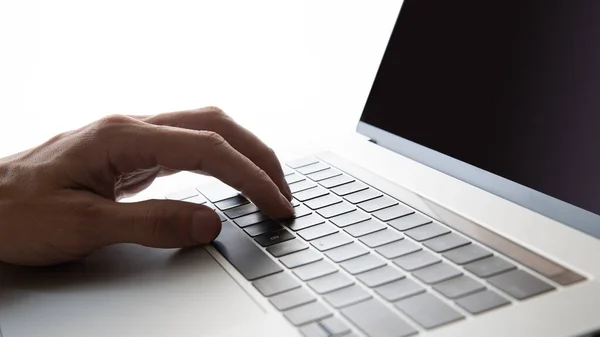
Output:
[{"xmin": 2, "ymin": 0, "xmax": 600, "ymax": 336}]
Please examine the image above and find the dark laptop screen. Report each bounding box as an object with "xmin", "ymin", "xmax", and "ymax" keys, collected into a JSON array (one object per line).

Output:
[{"xmin": 360, "ymin": 0, "xmax": 600, "ymax": 216}]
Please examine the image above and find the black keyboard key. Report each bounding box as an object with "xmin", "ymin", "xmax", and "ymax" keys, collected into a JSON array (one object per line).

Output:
[
  {"xmin": 360, "ymin": 229, "xmax": 403, "ymax": 248},
  {"xmin": 214, "ymin": 195, "xmax": 249, "ymax": 210},
  {"xmin": 297, "ymin": 162, "xmax": 330, "ymax": 175},
  {"xmin": 424, "ymin": 233, "xmax": 470, "ymax": 252},
  {"xmin": 393, "ymin": 250, "xmax": 441, "ymax": 271},
  {"xmin": 317, "ymin": 202, "xmax": 356, "ymax": 218},
  {"xmin": 487, "ymin": 269, "xmax": 555, "ymax": 300},
  {"xmin": 320, "ymin": 175, "xmax": 355, "ymax": 189},
  {"xmin": 305, "ymin": 194, "xmax": 343, "ymax": 210},
  {"xmin": 212, "ymin": 221, "xmax": 282, "ymax": 280},
  {"xmin": 331, "ymin": 181, "xmax": 368, "ymax": 196},
  {"xmin": 433, "ymin": 275, "xmax": 486, "ymax": 299},
  {"xmin": 344, "ymin": 188, "xmax": 382, "ymax": 204},
  {"xmin": 280, "ymin": 249, "xmax": 323, "ymax": 269},
  {"xmin": 267, "ymin": 239, "xmax": 308, "ymax": 257},
  {"xmin": 307, "ymin": 168, "xmax": 342, "ymax": 182},
  {"xmin": 224, "ymin": 202, "xmax": 259, "ymax": 219},
  {"xmin": 372, "ymin": 204, "xmax": 413, "ymax": 222},
  {"xmin": 329, "ymin": 210, "xmax": 371, "ymax": 228},
  {"xmin": 404, "ymin": 222, "xmax": 450, "ymax": 241},
  {"xmin": 464, "ymin": 256, "xmax": 516, "ymax": 278},
  {"xmin": 294, "ymin": 186, "xmax": 329, "ymax": 202},
  {"xmin": 394, "ymin": 293, "xmax": 464, "ymax": 329},
  {"xmin": 344, "ymin": 219, "xmax": 386, "ymax": 237},
  {"xmin": 285, "ymin": 213, "xmax": 325, "ymax": 231},
  {"xmin": 244, "ymin": 220, "xmax": 282, "ymax": 237},
  {"xmin": 234, "ymin": 212, "xmax": 270, "ymax": 228},
  {"xmin": 375, "ymin": 278, "xmax": 425, "ymax": 301},
  {"xmin": 443, "ymin": 244, "xmax": 493, "ymax": 265},
  {"xmin": 254, "ymin": 229, "xmax": 295, "ymax": 247},
  {"xmin": 253, "ymin": 272, "xmax": 300, "ymax": 297},
  {"xmin": 358, "ymin": 196, "xmax": 398, "ymax": 212},
  {"xmin": 287, "ymin": 157, "xmax": 319, "ymax": 169},
  {"xmin": 341, "ymin": 299, "xmax": 417, "ymax": 337},
  {"xmin": 298, "ymin": 223, "xmax": 339, "ymax": 241},
  {"xmin": 388, "ymin": 213, "xmax": 432, "ymax": 231},
  {"xmin": 455, "ymin": 290, "xmax": 510, "ymax": 314}
]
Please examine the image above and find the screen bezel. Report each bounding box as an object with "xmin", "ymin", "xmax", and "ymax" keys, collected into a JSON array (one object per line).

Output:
[{"xmin": 357, "ymin": 121, "xmax": 600, "ymax": 239}]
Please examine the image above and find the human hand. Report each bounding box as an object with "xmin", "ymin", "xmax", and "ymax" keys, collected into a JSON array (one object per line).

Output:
[{"xmin": 0, "ymin": 107, "xmax": 293, "ymax": 266}]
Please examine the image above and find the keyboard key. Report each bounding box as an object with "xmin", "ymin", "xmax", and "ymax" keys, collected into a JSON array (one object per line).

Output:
[
  {"xmin": 455, "ymin": 290, "xmax": 510, "ymax": 314},
  {"xmin": 294, "ymin": 260, "xmax": 338, "ymax": 281},
  {"xmin": 341, "ymin": 299, "xmax": 417, "ymax": 337},
  {"xmin": 298, "ymin": 162, "xmax": 330, "ymax": 175},
  {"xmin": 285, "ymin": 173, "xmax": 305, "ymax": 184},
  {"xmin": 325, "ymin": 243, "xmax": 369, "ymax": 263},
  {"xmin": 291, "ymin": 198, "xmax": 301, "ymax": 207},
  {"xmin": 284, "ymin": 302, "xmax": 332, "ymax": 326},
  {"xmin": 443, "ymin": 244, "xmax": 493, "ymax": 265},
  {"xmin": 305, "ymin": 194, "xmax": 343, "ymax": 210},
  {"xmin": 287, "ymin": 157, "xmax": 319, "ymax": 169},
  {"xmin": 290, "ymin": 180, "xmax": 317, "ymax": 193},
  {"xmin": 311, "ymin": 233, "xmax": 353, "ymax": 251},
  {"xmin": 254, "ymin": 229, "xmax": 294, "ymax": 247},
  {"xmin": 424, "ymin": 233, "xmax": 470, "ymax": 252},
  {"xmin": 224, "ymin": 203, "xmax": 259, "ymax": 219},
  {"xmin": 212, "ymin": 221, "xmax": 282, "ymax": 280},
  {"xmin": 360, "ymin": 229, "xmax": 403, "ymax": 248},
  {"xmin": 215, "ymin": 195, "xmax": 249, "ymax": 211},
  {"xmin": 307, "ymin": 168, "xmax": 342, "ymax": 182},
  {"xmin": 308, "ymin": 272, "xmax": 354, "ymax": 294},
  {"xmin": 317, "ymin": 202, "xmax": 356, "ymax": 218},
  {"xmin": 282, "ymin": 165, "xmax": 295, "ymax": 176},
  {"xmin": 404, "ymin": 222, "xmax": 450, "ymax": 241},
  {"xmin": 198, "ymin": 182, "xmax": 238, "ymax": 202},
  {"xmin": 357, "ymin": 266, "xmax": 405, "ymax": 288},
  {"xmin": 269, "ymin": 287, "xmax": 316, "ymax": 311},
  {"xmin": 388, "ymin": 213, "xmax": 432, "ymax": 231},
  {"xmin": 375, "ymin": 278, "xmax": 425, "ymax": 301},
  {"xmin": 285, "ymin": 213, "xmax": 325, "ymax": 231},
  {"xmin": 292, "ymin": 204, "xmax": 313, "ymax": 219},
  {"xmin": 182, "ymin": 195, "xmax": 208, "ymax": 204},
  {"xmin": 267, "ymin": 239, "xmax": 308, "ymax": 257},
  {"xmin": 298, "ymin": 223, "xmax": 339, "ymax": 241},
  {"xmin": 216, "ymin": 211, "xmax": 227, "ymax": 222},
  {"xmin": 341, "ymin": 254, "xmax": 386, "ymax": 275},
  {"xmin": 487, "ymin": 269, "xmax": 555, "ymax": 300},
  {"xmin": 331, "ymin": 181, "xmax": 368, "ymax": 196},
  {"xmin": 412, "ymin": 262, "xmax": 463, "ymax": 284},
  {"xmin": 344, "ymin": 189, "xmax": 382, "ymax": 204},
  {"xmin": 299, "ymin": 323, "xmax": 329, "ymax": 337},
  {"xmin": 320, "ymin": 175, "xmax": 355, "ymax": 189},
  {"xmin": 166, "ymin": 188, "xmax": 199, "ymax": 201},
  {"xmin": 433, "ymin": 275, "xmax": 486, "ymax": 299},
  {"xmin": 330, "ymin": 210, "xmax": 371, "ymax": 228},
  {"xmin": 372, "ymin": 204, "xmax": 414, "ymax": 222},
  {"xmin": 234, "ymin": 212, "xmax": 270, "ymax": 228},
  {"xmin": 394, "ymin": 293, "xmax": 464, "ymax": 329},
  {"xmin": 358, "ymin": 196, "xmax": 398, "ymax": 212},
  {"xmin": 280, "ymin": 249, "xmax": 323, "ymax": 269},
  {"xmin": 393, "ymin": 250, "xmax": 441, "ymax": 271},
  {"xmin": 294, "ymin": 186, "xmax": 329, "ymax": 202},
  {"xmin": 324, "ymin": 285, "xmax": 372, "ymax": 308},
  {"xmin": 253, "ymin": 272, "xmax": 300, "ymax": 297},
  {"xmin": 319, "ymin": 317, "xmax": 351, "ymax": 336},
  {"xmin": 464, "ymin": 256, "xmax": 516, "ymax": 278},
  {"xmin": 375, "ymin": 239, "xmax": 420, "ymax": 259},
  {"xmin": 344, "ymin": 219, "xmax": 386, "ymax": 237},
  {"xmin": 244, "ymin": 220, "xmax": 282, "ymax": 237}
]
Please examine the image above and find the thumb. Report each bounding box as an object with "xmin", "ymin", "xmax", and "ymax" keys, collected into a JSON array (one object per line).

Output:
[{"xmin": 100, "ymin": 199, "xmax": 222, "ymax": 248}]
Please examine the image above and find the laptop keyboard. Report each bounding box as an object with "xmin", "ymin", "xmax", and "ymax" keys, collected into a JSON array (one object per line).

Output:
[{"xmin": 167, "ymin": 158, "xmax": 558, "ymax": 337}]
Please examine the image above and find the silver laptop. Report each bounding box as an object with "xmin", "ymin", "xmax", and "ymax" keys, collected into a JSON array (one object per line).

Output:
[{"xmin": 2, "ymin": 1, "xmax": 600, "ymax": 336}]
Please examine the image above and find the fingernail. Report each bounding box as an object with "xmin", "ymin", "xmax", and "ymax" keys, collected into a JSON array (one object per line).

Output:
[{"xmin": 192, "ymin": 211, "xmax": 221, "ymax": 243}]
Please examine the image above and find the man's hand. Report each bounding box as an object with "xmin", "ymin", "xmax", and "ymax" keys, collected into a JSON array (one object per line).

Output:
[{"xmin": 0, "ymin": 107, "xmax": 294, "ymax": 266}]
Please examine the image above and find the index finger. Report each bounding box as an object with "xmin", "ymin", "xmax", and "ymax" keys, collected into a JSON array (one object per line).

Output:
[{"xmin": 104, "ymin": 119, "xmax": 294, "ymax": 219}]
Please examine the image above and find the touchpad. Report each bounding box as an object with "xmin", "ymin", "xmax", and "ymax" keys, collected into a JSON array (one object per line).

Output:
[{"xmin": 0, "ymin": 244, "xmax": 266, "ymax": 337}]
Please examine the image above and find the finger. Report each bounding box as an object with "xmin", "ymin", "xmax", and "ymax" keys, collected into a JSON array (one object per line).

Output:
[
  {"xmin": 102, "ymin": 118, "xmax": 294, "ymax": 219},
  {"xmin": 99, "ymin": 199, "xmax": 221, "ymax": 247},
  {"xmin": 143, "ymin": 108, "xmax": 293, "ymax": 200}
]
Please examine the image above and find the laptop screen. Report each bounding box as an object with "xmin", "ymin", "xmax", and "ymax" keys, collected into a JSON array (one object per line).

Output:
[{"xmin": 359, "ymin": 0, "xmax": 600, "ymax": 218}]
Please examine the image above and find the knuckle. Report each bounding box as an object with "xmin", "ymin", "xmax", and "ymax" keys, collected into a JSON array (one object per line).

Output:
[
  {"xmin": 99, "ymin": 114, "xmax": 133, "ymax": 126},
  {"xmin": 198, "ymin": 130, "xmax": 227, "ymax": 148},
  {"xmin": 89, "ymin": 114, "xmax": 134, "ymax": 140},
  {"xmin": 201, "ymin": 106, "xmax": 233, "ymax": 123}
]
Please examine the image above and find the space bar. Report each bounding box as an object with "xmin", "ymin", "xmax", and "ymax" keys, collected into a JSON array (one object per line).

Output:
[{"xmin": 212, "ymin": 221, "xmax": 283, "ymax": 280}]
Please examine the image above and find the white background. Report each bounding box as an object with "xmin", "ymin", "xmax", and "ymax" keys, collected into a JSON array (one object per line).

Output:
[{"xmin": 0, "ymin": 0, "xmax": 401, "ymax": 158}]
